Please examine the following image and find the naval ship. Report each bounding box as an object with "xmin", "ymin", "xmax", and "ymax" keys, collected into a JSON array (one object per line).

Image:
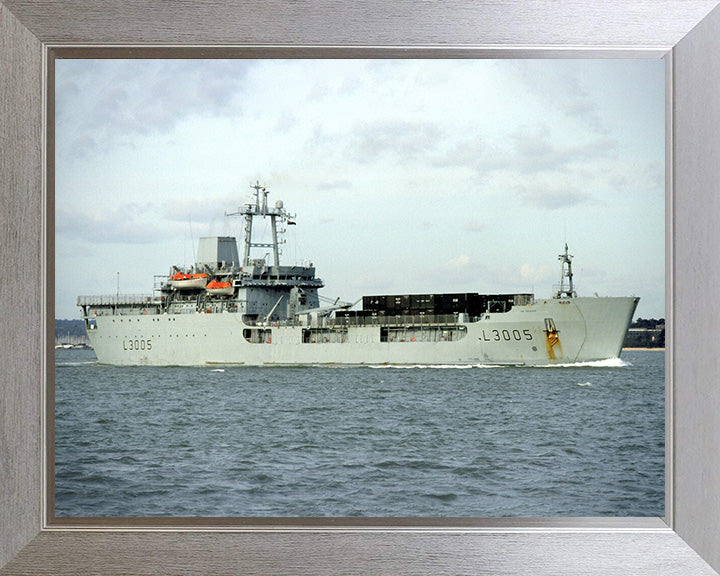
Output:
[{"xmin": 78, "ymin": 182, "xmax": 639, "ymax": 366}]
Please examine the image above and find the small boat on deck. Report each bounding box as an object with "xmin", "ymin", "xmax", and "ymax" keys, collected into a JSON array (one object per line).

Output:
[
  {"xmin": 205, "ymin": 280, "xmax": 234, "ymax": 296},
  {"xmin": 169, "ymin": 272, "xmax": 209, "ymax": 290}
]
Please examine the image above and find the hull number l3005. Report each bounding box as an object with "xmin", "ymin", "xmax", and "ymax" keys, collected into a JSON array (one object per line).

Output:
[
  {"xmin": 481, "ymin": 329, "xmax": 533, "ymax": 342},
  {"xmin": 123, "ymin": 339, "xmax": 152, "ymax": 351}
]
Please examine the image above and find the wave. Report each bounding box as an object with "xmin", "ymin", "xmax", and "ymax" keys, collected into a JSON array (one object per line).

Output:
[{"xmin": 55, "ymin": 361, "xmax": 98, "ymax": 367}]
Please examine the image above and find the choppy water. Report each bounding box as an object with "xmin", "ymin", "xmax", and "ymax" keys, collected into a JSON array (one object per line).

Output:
[{"xmin": 54, "ymin": 349, "xmax": 664, "ymax": 517}]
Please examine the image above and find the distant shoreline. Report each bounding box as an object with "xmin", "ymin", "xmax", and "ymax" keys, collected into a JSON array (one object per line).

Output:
[{"xmin": 623, "ymin": 347, "xmax": 665, "ymax": 351}]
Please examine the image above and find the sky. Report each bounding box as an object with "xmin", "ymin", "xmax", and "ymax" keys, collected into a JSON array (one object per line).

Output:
[{"xmin": 55, "ymin": 58, "xmax": 665, "ymax": 320}]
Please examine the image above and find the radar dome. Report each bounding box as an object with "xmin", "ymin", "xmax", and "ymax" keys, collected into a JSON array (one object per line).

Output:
[{"xmin": 275, "ymin": 200, "xmax": 284, "ymax": 209}]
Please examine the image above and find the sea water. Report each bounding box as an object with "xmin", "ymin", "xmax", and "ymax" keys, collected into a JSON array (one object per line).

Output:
[{"xmin": 54, "ymin": 349, "xmax": 664, "ymax": 517}]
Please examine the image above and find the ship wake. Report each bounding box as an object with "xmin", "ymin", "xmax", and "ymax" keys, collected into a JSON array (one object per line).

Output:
[
  {"xmin": 369, "ymin": 364, "xmax": 504, "ymax": 370},
  {"xmin": 537, "ymin": 358, "xmax": 632, "ymax": 368},
  {"xmin": 367, "ymin": 357, "xmax": 631, "ymax": 369}
]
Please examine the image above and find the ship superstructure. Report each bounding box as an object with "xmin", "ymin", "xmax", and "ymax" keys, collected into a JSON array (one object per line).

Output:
[{"xmin": 78, "ymin": 182, "xmax": 639, "ymax": 366}]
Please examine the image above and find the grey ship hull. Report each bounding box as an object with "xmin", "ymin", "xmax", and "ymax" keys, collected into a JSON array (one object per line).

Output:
[{"xmin": 86, "ymin": 296, "xmax": 638, "ymax": 367}]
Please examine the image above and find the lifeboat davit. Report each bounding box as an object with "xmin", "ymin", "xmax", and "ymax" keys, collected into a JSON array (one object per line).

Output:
[
  {"xmin": 169, "ymin": 272, "xmax": 209, "ymax": 290},
  {"xmin": 205, "ymin": 280, "xmax": 234, "ymax": 296}
]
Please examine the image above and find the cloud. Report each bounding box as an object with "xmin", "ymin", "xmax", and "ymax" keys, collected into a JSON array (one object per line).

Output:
[
  {"xmin": 274, "ymin": 110, "xmax": 298, "ymax": 131},
  {"xmin": 509, "ymin": 124, "xmax": 617, "ymax": 174},
  {"xmin": 463, "ymin": 220, "xmax": 486, "ymax": 232},
  {"xmin": 405, "ymin": 252, "xmax": 498, "ymax": 293},
  {"xmin": 513, "ymin": 182, "xmax": 596, "ymax": 210},
  {"xmin": 519, "ymin": 263, "xmax": 555, "ymax": 285},
  {"xmin": 313, "ymin": 180, "xmax": 353, "ymax": 193},
  {"xmin": 56, "ymin": 203, "xmax": 169, "ymax": 245},
  {"xmin": 429, "ymin": 136, "xmax": 499, "ymax": 172},
  {"xmin": 638, "ymin": 160, "xmax": 665, "ymax": 191},
  {"xmin": 421, "ymin": 124, "xmax": 616, "ymax": 187},
  {"xmin": 160, "ymin": 193, "xmax": 239, "ymax": 225},
  {"xmin": 445, "ymin": 254, "xmax": 472, "ymax": 269},
  {"xmin": 509, "ymin": 61, "xmax": 608, "ymax": 134},
  {"xmin": 56, "ymin": 60, "xmax": 254, "ymax": 157},
  {"xmin": 348, "ymin": 120, "xmax": 442, "ymax": 164}
]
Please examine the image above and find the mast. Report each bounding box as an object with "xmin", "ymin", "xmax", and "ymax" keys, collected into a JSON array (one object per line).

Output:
[
  {"xmin": 555, "ymin": 243, "xmax": 576, "ymax": 298},
  {"xmin": 226, "ymin": 181, "xmax": 295, "ymax": 268}
]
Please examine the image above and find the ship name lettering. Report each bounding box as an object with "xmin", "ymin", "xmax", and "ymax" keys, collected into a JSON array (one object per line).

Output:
[{"xmin": 123, "ymin": 339, "xmax": 152, "ymax": 351}]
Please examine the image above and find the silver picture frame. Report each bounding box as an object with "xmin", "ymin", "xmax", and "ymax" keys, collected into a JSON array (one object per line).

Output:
[{"xmin": 2, "ymin": 1, "xmax": 720, "ymax": 574}]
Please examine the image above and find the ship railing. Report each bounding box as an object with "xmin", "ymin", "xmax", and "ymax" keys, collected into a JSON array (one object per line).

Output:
[
  {"xmin": 77, "ymin": 294, "xmax": 158, "ymax": 307},
  {"xmin": 244, "ymin": 313, "xmax": 472, "ymax": 328},
  {"xmin": 513, "ymin": 293, "xmax": 535, "ymax": 306},
  {"xmin": 551, "ymin": 284, "xmax": 578, "ymax": 298},
  {"xmin": 153, "ymin": 275, "xmax": 170, "ymax": 291}
]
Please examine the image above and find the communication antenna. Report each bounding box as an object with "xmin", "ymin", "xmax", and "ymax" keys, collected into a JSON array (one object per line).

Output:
[
  {"xmin": 555, "ymin": 243, "xmax": 576, "ymax": 298},
  {"xmin": 226, "ymin": 181, "xmax": 295, "ymax": 268}
]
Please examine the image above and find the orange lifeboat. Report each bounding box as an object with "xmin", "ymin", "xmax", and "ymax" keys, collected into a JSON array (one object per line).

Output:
[
  {"xmin": 205, "ymin": 280, "xmax": 234, "ymax": 296},
  {"xmin": 169, "ymin": 272, "xmax": 209, "ymax": 290}
]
